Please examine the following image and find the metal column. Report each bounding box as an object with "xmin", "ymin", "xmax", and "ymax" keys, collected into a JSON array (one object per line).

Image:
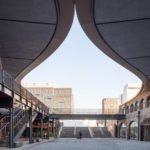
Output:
[
  {"xmin": 9, "ymin": 107, "xmax": 14, "ymax": 148},
  {"xmin": 138, "ymin": 111, "xmax": 141, "ymax": 141},
  {"xmin": 52, "ymin": 119, "xmax": 54, "ymax": 137},
  {"xmin": 47, "ymin": 120, "xmax": 50, "ymax": 139},
  {"xmin": 126, "ymin": 125, "xmax": 129, "ymax": 140},
  {"xmin": 116, "ymin": 121, "xmax": 120, "ymax": 138},
  {"xmin": 40, "ymin": 115, "xmax": 43, "ymax": 139},
  {"xmin": 29, "ymin": 108, "xmax": 32, "ymax": 144},
  {"xmin": 104, "ymin": 119, "xmax": 107, "ymax": 127}
]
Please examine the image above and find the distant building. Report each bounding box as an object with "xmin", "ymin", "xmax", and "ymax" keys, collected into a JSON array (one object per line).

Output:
[
  {"xmin": 102, "ymin": 98, "xmax": 119, "ymax": 114},
  {"xmin": 22, "ymin": 82, "xmax": 73, "ymax": 114},
  {"xmin": 121, "ymin": 83, "xmax": 141, "ymax": 103},
  {"xmin": 118, "ymin": 94, "xmax": 123, "ymax": 105},
  {"xmin": 97, "ymin": 98, "xmax": 119, "ymax": 135}
]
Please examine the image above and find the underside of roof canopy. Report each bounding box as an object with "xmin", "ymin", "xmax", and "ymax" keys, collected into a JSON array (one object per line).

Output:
[
  {"xmin": 0, "ymin": 0, "xmax": 74, "ymax": 82},
  {"xmin": 76, "ymin": 0, "xmax": 150, "ymax": 91},
  {"xmin": 1, "ymin": 0, "xmax": 150, "ymax": 93}
]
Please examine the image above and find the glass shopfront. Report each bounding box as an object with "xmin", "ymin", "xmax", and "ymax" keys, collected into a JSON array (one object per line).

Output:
[
  {"xmin": 120, "ymin": 123, "xmax": 126, "ymax": 138},
  {"xmin": 130, "ymin": 122, "xmax": 138, "ymax": 140}
]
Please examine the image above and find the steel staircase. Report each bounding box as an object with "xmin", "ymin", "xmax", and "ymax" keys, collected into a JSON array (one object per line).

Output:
[{"xmin": 0, "ymin": 108, "xmax": 38, "ymax": 147}]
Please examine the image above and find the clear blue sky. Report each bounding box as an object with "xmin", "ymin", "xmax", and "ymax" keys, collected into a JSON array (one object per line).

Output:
[{"xmin": 22, "ymin": 12, "xmax": 141, "ymax": 109}]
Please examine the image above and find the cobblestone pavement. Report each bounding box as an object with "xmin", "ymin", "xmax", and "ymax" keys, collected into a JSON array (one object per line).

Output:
[{"xmin": 3, "ymin": 138, "xmax": 150, "ymax": 150}]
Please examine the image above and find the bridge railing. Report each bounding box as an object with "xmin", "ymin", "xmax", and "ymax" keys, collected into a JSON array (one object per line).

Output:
[
  {"xmin": 50, "ymin": 108, "xmax": 125, "ymax": 115},
  {"xmin": 0, "ymin": 68, "xmax": 49, "ymax": 115}
]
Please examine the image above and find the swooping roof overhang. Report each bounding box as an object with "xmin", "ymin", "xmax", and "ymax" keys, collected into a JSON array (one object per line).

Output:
[
  {"xmin": 76, "ymin": 0, "xmax": 150, "ymax": 92},
  {"xmin": 0, "ymin": 0, "xmax": 74, "ymax": 82}
]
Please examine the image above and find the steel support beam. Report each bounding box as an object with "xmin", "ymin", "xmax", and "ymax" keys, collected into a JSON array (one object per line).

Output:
[
  {"xmin": 9, "ymin": 107, "xmax": 14, "ymax": 148},
  {"xmin": 52, "ymin": 119, "xmax": 54, "ymax": 137},
  {"xmin": 40, "ymin": 115, "xmax": 43, "ymax": 139},
  {"xmin": 104, "ymin": 120, "xmax": 107, "ymax": 127},
  {"xmin": 29, "ymin": 108, "xmax": 32, "ymax": 144},
  {"xmin": 116, "ymin": 127, "xmax": 119, "ymax": 138},
  {"xmin": 47, "ymin": 118, "xmax": 50, "ymax": 139}
]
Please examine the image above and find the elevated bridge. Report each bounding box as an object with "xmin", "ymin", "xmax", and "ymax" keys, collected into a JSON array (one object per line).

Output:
[
  {"xmin": 50, "ymin": 114, "xmax": 125, "ymax": 120},
  {"xmin": 49, "ymin": 109, "xmax": 125, "ymax": 120}
]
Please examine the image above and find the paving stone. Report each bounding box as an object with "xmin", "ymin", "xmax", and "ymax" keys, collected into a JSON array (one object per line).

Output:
[{"xmin": 8, "ymin": 138, "xmax": 150, "ymax": 150}]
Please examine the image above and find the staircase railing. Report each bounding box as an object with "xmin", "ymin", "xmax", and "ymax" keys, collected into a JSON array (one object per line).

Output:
[
  {"xmin": 0, "ymin": 109, "xmax": 28, "ymax": 144},
  {"xmin": 14, "ymin": 111, "xmax": 29, "ymax": 142},
  {"xmin": 0, "ymin": 108, "xmax": 23, "ymax": 129}
]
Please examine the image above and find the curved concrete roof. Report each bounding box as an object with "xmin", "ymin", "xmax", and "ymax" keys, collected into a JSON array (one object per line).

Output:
[
  {"xmin": 1, "ymin": 0, "xmax": 150, "ymax": 93},
  {"xmin": 0, "ymin": 0, "xmax": 74, "ymax": 82},
  {"xmin": 76, "ymin": 0, "xmax": 150, "ymax": 91}
]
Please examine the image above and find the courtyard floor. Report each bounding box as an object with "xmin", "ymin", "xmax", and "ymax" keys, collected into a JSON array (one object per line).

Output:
[{"xmin": 3, "ymin": 138, "xmax": 150, "ymax": 150}]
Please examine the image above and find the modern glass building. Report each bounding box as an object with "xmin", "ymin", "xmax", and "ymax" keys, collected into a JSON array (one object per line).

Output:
[{"xmin": 22, "ymin": 83, "xmax": 73, "ymax": 114}]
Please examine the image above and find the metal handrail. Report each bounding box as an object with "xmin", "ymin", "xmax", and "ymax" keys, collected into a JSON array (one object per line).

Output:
[
  {"xmin": 0, "ymin": 68, "xmax": 49, "ymax": 114},
  {"xmin": 13, "ymin": 111, "xmax": 26, "ymax": 129},
  {"xmin": 50, "ymin": 108, "xmax": 125, "ymax": 115},
  {"xmin": 0, "ymin": 108, "xmax": 23, "ymax": 132},
  {"xmin": 14, "ymin": 109, "xmax": 24, "ymax": 118},
  {"xmin": 0, "ymin": 121, "xmax": 9, "ymax": 131},
  {"xmin": 0, "ymin": 113, "xmax": 9, "ymax": 132},
  {"xmin": 14, "ymin": 111, "xmax": 29, "ymax": 139},
  {"xmin": 0, "ymin": 113, "xmax": 8, "ymax": 120}
]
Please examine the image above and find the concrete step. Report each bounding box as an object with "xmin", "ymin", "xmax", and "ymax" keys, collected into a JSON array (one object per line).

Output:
[
  {"xmin": 91, "ymin": 127, "xmax": 103, "ymax": 138},
  {"xmin": 90, "ymin": 127, "xmax": 112, "ymax": 138},
  {"xmin": 76, "ymin": 127, "xmax": 91, "ymax": 138},
  {"xmin": 60, "ymin": 127, "xmax": 74, "ymax": 138},
  {"xmin": 101, "ymin": 127, "xmax": 112, "ymax": 137}
]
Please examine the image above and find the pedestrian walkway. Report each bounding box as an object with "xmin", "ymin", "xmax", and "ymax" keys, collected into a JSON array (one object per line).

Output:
[{"xmin": 2, "ymin": 138, "xmax": 150, "ymax": 150}]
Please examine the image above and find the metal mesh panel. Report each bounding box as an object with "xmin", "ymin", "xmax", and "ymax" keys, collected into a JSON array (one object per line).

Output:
[
  {"xmin": 13, "ymin": 80, "xmax": 20, "ymax": 95},
  {"xmin": 26, "ymin": 90, "xmax": 32, "ymax": 102},
  {"xmin": 0, "ymin": 69, "xmax": 3, "ymax": 83},
  {"xmin": 21, "ymin": 87, "xmax": 27, "ymax": 99},
  {"xmin": 3, "ymin": 71, "xmax": 12, "ymax": 89}
]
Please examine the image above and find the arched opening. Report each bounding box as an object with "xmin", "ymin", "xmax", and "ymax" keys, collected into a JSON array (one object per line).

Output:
[
  {"xmin": 120, "ymin": 123, "xmax": 126, "ymax": 138},
  {"xmin": 146, "ymin": 96, "xmax": 150, "ymax": 107},
  {"xmin": 126, "ymin": 106, "xmax": 129, "ymax": 114},
  {"xmin": 141, "ymin": 118, "xmax": 150, "ymax": 141},
  {"xmin": 130, "ymin": 104, "xmax": 134, "ymax": 113},
  {"xmin": 129, "ymin": 121, "xmax": 138, "ymax": 140},
  {"xmin": 140, "ymin": 99, "xmax": 144, "ymax": 110},
  {"xmin": 123, "ymin": 107, "xmax": 126, "ymax": 114},
  {"xmin": 135, "ymin": 101, "xmax": 139, "ymax": 111}
]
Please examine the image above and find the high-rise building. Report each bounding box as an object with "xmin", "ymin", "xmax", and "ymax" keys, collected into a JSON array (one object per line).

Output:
[
  {"xmin": 22, "ymin": 82, "xmax": 73, "ymax": 114},
  {"xmin": 121, "ymin": 83, "xmax": 141, "ymax": 103},
  {"xmin": 97, "ymin": 98, "xmax": 119, "ymax": 135},
  {"xmin": 102, "ymin": 98, "xmax": 119, "ymax": 114},
  {"xmin": 118, "ymin": 94, "xmax": 123, "ymax": 105}
]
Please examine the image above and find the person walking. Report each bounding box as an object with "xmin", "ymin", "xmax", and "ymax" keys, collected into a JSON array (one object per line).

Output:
[{"xmin": 79, "ymin": 131, "xmax": 82, "ymax": 139}]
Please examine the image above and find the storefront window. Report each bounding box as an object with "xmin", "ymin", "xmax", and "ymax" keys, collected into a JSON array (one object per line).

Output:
[
  {"xmin": 135, "ymin": 101, "xmax": 139, "ymax": 111},
  {"xmin": 130, "ymin": 122, "xmax": 138, "ymax": 140},
  {"xmin": 126, "ymin": 106, "xmax": 129, "ymax": 114},
  {"xmin": 120, "ymin": 123, "xmax": 126, "ymax": 138},
  {"xmin": 130, "ymin": 104, "xmax": 134, "ymax": 112},
  {"xmin": 147, "ymin": 96, "xmax": 150, "ymax": 107},
  {"xmin": 140, "ymin": 99, "xmax": 144, "ymax": 109}
]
